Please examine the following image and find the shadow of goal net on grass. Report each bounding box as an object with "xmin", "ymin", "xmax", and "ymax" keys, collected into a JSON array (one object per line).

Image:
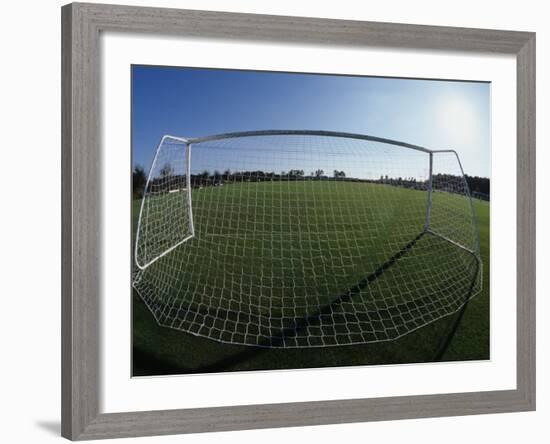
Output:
[{"xmin": 133, "ymin": 131, "xmax": 482, "ymax": 348}]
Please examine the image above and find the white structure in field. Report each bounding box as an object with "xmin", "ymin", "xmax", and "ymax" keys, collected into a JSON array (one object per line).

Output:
[{"xmin": 133, "ymin": 131, "xmax": 482, "ymax": 348}]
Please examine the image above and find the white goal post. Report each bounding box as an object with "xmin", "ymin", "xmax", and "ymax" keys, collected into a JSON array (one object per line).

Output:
[
  {"xmin": 133, "ymin": 130, "xmax": 482, "ymax": 348},
  {"xmin": 134, "ymin": 135, "xmax": 194, "ymax": 270}
]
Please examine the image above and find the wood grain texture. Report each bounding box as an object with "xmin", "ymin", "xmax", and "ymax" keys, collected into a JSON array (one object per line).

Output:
[
  {"xmin": 516, "ymin": 34, "xmax": 536, "ymax": 410},
  {"xmin": 62, "ymin": 3, "xmax": 101, "ymax": 439},
  {"xmin": 76, "ymin": 2, "xmax": 531, "ymax": 53},
  {"xmin": 61, "ymin": 2, "xmax": 536, "ymax": 440},
  {"xmin": 61, "ymin": 4, "xmax": 73, "ymax": 438},
  {"xmin": 77, "ymin": 389, "xmax": 532, "ymax": 440}
]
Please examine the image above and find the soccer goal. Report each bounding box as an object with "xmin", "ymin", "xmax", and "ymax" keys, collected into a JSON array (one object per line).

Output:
[{"xmin": 133, "ymin": 130, "xmax": 482, "ymax": 348}]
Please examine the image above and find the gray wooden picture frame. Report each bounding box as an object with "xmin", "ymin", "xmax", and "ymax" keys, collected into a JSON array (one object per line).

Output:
[{"xmin": 61, "ymin": 2, "xmax": 536, "ymax": 440}]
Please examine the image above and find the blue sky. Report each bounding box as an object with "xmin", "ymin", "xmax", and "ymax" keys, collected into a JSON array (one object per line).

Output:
[{"xmin": 132, "ymin": 65, "xmax": 490, "ymax": 178}]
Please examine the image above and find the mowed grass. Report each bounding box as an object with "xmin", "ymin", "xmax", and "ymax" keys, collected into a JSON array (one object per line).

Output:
[{"xmin": 132, "ymin": 181, "xmax": 490, "ymax": 375}]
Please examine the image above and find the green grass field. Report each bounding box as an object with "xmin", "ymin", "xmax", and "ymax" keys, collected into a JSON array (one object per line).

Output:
[{"xmin": 132, "ymin": 181, "xmax": 489, "ymax": 375}]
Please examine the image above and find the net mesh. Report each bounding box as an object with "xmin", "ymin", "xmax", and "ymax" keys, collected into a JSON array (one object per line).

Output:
[
  {"xmin": 134, "ymin": 137, "xmax": 193, "ymax": 269},
  {"xmin": 133, "ymin": 133, "xmax": 482, "ymax": 347}
]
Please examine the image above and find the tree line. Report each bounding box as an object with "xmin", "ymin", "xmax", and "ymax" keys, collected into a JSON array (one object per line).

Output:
[
  {"xmin": 132, "ymin": 166, "xmax": 350, "ymax": 197},
  {"xmin": 132, "ymin": 164, "xmax": 490, "ymax": 200},
  {"xmin": 465, "ymin": 175, "xmax": 490, "ymax": 198}
]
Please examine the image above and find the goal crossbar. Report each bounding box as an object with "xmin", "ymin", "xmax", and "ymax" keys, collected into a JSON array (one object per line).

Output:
[{"xmin": 185, "ymin": 129, "xmax": 448, "ymax": 154}]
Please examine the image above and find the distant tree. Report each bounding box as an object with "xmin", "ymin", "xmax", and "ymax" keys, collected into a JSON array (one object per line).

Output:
[
  {"xmin": 200, "ymin": 170, "xmax": 210, "ymax": 185},
  {"xmin": 315, "ymin": 169, "xmax": 325, "ymax": 178},
  {"xmin": 213, "ymin": 170, "xmax": 222, "ymax": 184},
  {"xmin": 333, "ymin": 170, "xmax": 346, "ymax": 178},
  {"xmin": 465, "ymin": 175, "xmax": 490, "ymax": 196},
  {"xmin": 288, "ymin": 169, "xmax": 305, "ymax": 178},
  {"xmin": 159, "ymin": 164, "xmax": 174, "ymax": 178},
  {"xmin": 132, "ymin": 165, "xmax": 146, "ymax": 198}
]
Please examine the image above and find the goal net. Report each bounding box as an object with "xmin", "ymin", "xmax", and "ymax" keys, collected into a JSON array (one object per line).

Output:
[{"xmin": 133, "ymin": 131, "xmax": 482, "ymax": 348}]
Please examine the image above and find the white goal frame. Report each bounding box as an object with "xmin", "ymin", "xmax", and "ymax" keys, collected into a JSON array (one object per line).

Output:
[
  {"xmin": 133, "ymin": 130, "xmax": 482, "ymax": 347},
  {"xmin": 136, "ymin": 130, "xmax": 480, "ymax": 268},
  {"xmin": 134, "ymin": 135, "xmax": 195, "ymax": 270}
]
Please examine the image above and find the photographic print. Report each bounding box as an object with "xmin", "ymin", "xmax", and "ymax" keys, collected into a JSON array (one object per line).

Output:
[{"xmin": 131, "ymin": 66, "xmax": 490, "ymax": 376}]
